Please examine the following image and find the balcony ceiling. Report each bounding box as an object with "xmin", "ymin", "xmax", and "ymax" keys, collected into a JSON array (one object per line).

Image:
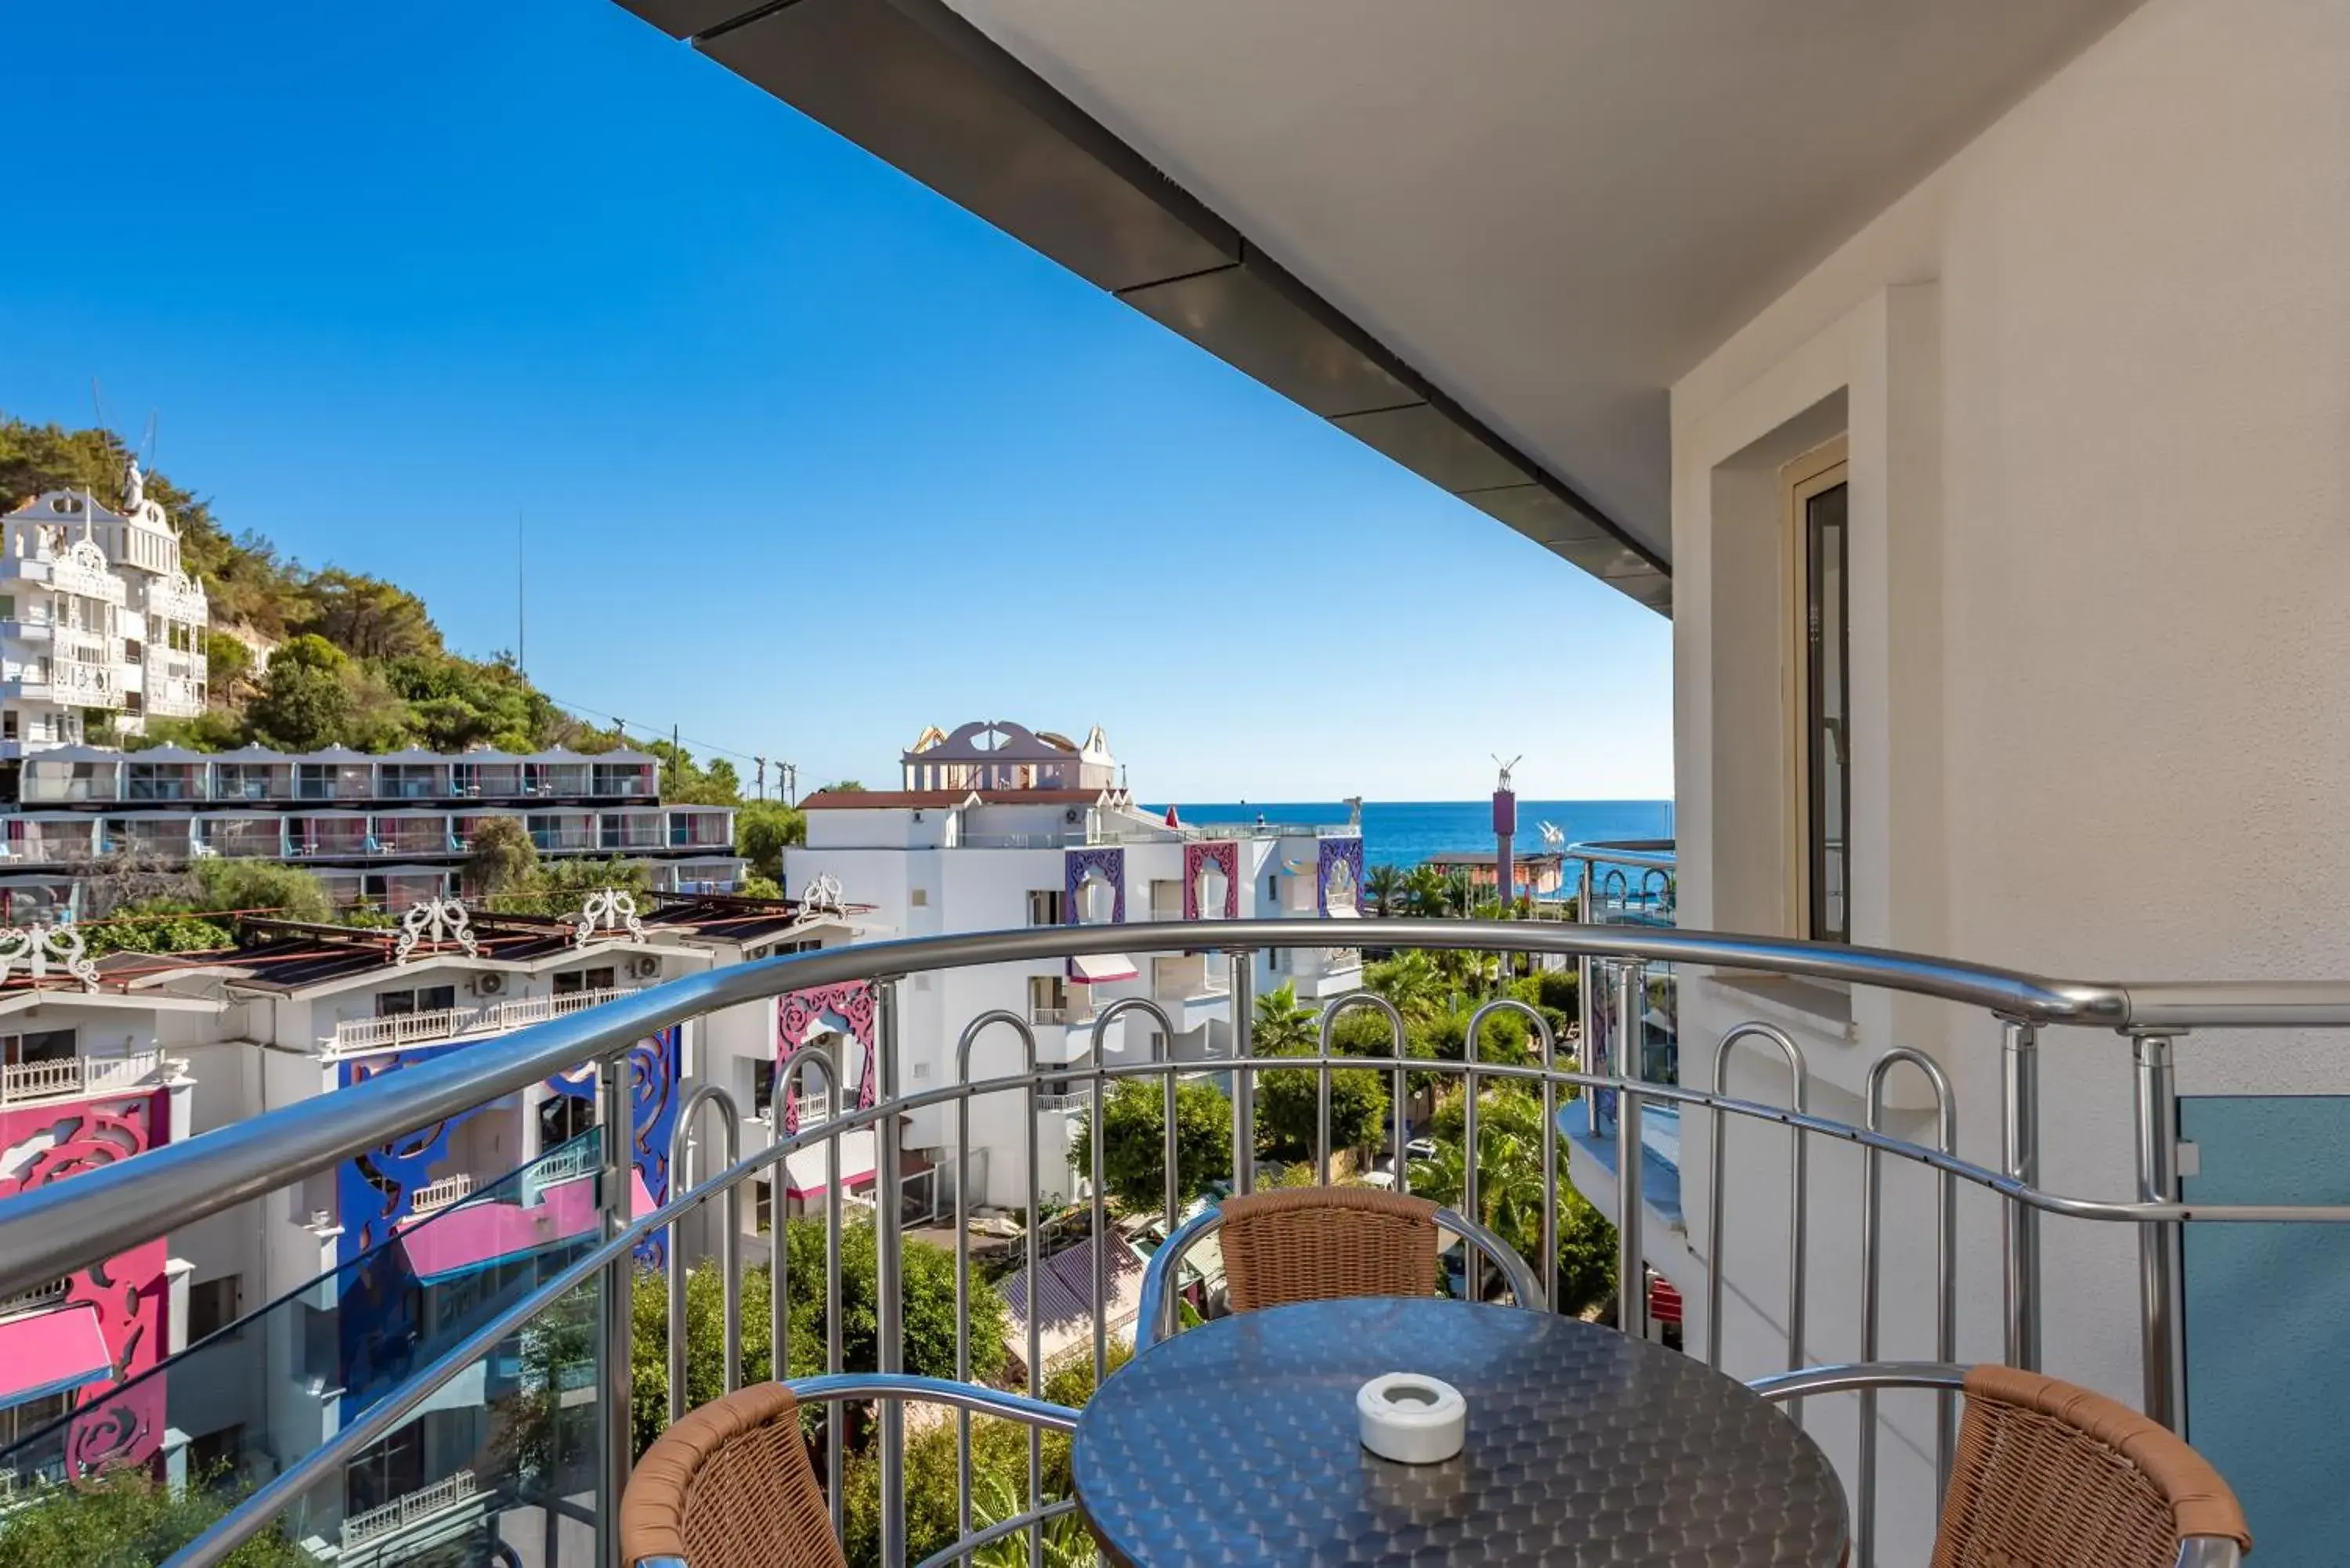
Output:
[{"xmin": 617, "ymin": 0, "xmax": 2142, "ymax": 613}]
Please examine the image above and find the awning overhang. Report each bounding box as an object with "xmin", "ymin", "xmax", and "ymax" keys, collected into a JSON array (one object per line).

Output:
[
  {"xmin": 0, "ymin": 1303, "xmax": 111, "ymax": 1409},
  {"xmin": 1068, "ymin": 952, "xmax": 1139, "ymax": 985}
]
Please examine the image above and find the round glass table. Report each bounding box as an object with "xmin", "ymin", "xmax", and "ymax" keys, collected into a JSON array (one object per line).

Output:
[{"xmin": 1072, "ymin": 1297, "xmax": 1849, "ymax": 1566}]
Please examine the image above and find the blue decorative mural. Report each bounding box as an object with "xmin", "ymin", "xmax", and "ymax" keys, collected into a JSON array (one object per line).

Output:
[{"xmin": 332, "ymin": 1026, "xmax": 682, "ymax": 1420}]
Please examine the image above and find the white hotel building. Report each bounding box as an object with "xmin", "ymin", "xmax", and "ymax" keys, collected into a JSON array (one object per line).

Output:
[
  {"xmin": 0, "ymin": 887, "xmax": 852, "ymax": 1554},
  {"xmin": 777, "ymin": 720, "xmax": 1366, "ymax": 1209},
  {"xmin": 2, "ymin": 486, "xmax": 210, "ymax": 752}
]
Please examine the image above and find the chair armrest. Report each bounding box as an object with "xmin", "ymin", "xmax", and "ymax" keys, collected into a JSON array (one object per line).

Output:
[
  {"xmin": 1135, "ymin": 1205, "xmax": 1227, "ymax": 1351},
  {"xmin": 1431, "ymin": 1205, "xmax": 1546, "ymax": 1309},
  {"xmin": 783, "ymin": 1372, "xmax": 1079, "ymax": 1433},
  {"xmin": 1744, "ymin": 1360, "xmax": 1971, "ymax": 1403}
]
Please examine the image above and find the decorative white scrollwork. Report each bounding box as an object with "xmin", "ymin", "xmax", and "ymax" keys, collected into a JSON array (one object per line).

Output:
[
  {"xmin": 570, "ymin": 888, "xmax": 645, "ymax": 949},
  {"xmin": 797, "ymin": 873, "xmax": 844, "ymax": 918},
  {"xmin": 394, "ymin": 898, "xmax": 479, "ymax": 964},
  {"xmin": 0, "ymin": 923, "xmax": 99, "ymax": 992}
]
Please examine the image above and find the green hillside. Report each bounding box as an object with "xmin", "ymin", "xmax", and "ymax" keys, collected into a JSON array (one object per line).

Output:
[{"xmin": 0, "ymin": 416, "xmax": 741, "ymax": 800}]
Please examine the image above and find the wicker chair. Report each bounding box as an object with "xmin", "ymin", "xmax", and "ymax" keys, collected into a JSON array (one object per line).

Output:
[
  {"xmin": 1749, "ymin": 1361, "xmax": 2252, "ymax": 1568},
  {"xmin": 1135, "ymin": 1185, "xmax": 1545, "ymax": 1349},
  {"xmin": 619, "ymin": 1375, "xmax": 1079, "ymax": 1568}
]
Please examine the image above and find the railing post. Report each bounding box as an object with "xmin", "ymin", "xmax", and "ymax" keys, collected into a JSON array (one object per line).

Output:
[
  {"xmin": 1614, "ymin": 960, "xmax": 1647, "ymax": 1339},
  {"xmin": 2001, "ymin": 1019, "xmax": 2042, "ymax": 1370},
  {"xmin": 876, "ymin": 978, "xmax": 906, "ymax": 1566},
  {"xmin": 595, "ymin": 1051, "xmax": 633, "ymax": 1568},
  {"xmin": 2133, "ymin": 1031, "xmax": 2186, "ymax": 1430},
  {"xmin": 1229, "ymin": 948, "xmax": 1256, "ymax": 1196},
  {"xmin": 1578, "ymin": 860, "xmax": 1597, "ymax": 1136}
]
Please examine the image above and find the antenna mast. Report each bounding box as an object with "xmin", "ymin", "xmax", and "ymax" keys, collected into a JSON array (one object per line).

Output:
[{"xmin": 516, "ymin": 511, "xmax": 526, "ymax": 675}]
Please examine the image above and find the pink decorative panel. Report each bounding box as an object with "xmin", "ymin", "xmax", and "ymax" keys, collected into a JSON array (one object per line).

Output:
[
  {"xmin": 1182, "ymin": 841, "xmax": 1241, "ymax": 920},
  {"xmin": 776, "ymin": 982, "xmax": 877, "ymax": 1133},
  {"xmin": 0, "ymin": 1091, "xmax": 171, "ymax": 1472}
]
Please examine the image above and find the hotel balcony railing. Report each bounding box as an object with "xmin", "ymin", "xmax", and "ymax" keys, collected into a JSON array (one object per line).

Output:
[
  {"xmin": 406, "ymin": 1172, "xmax": 475, "ymax": 1218},
  {"xmin": 338, "ymin": 1468, "xmax": 479, "ymax": 1552},
  {"xmin": 0, "ymin": 1050, "xmax": 168, "ymax": 1107},
  {"xmin": 6, "ymin": 921, "xmax": 2350, "ymax": 1567},
  {"xmin": 325, "ymin": 986, "xmax": 642, "ymax": 1056}
]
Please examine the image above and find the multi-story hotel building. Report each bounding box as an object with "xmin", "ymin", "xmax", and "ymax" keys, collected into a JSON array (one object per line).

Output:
[
  {"xmin": 1, "ymin": 485, "xmax": 210, "ymax": 753},
  {"xmin": 0, "ymin": 745, "xmax": 742, "ymax": 918},
  {"xmin": 0, "ymin": 886, "xmax": 856, "ymax": 1552},
  {"xmin": 776, "ymin": 719, "xmax": 1368, "ymax": 1208}
]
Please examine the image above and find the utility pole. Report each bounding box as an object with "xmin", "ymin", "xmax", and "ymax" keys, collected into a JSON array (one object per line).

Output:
[
  {"xmin": 671, "ymin": 724, "xmax": 682, "ymax": 793},
  {"xmin": 783, "ymin": 761, "xmax": 798, "ymax": 807},
  {"xmin": 754, "ymin": 756, "xmax": 768, "ymax": 802}
]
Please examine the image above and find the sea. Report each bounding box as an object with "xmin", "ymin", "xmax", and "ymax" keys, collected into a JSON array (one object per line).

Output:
[{"xmin": 1146, "ymin": 800, "xmax": 1675, "ymax": 873}]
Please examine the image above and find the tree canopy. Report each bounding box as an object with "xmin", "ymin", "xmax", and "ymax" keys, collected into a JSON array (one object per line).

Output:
[{"xmin": 1070, "ymin": 1076, "xmax": 1232, "ymax": 1217}]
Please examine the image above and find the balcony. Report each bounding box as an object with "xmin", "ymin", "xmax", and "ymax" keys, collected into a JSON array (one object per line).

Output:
[
  {"xmin": 407, "ymin": 1172, "xmax": 475, "ymax": 1217},
  {"xmin": 0, "ymin": 1050, "xmax": 168, "ymax": 1107},
  {"xmin": 4, "ymin": 919, "xmax": 2323, "ymax": 1568},
  {"xmin": 338, "ymin": 1469, "xmax": 482, "ymax": 1559},
  {"xmin": 324, "ymin": 986, "xmax": 642, "ymax": 1056}
]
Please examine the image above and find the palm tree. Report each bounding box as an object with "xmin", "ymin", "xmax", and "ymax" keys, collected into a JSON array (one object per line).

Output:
[
  {"xmin": 1252, "ymin": 982, "xmax": 1318, "ymax": 1054},
  {"xmin": 1366, "ymin": 950, "xmax": 1448, "ymax": 1023},
  {"xmin": 1404, "ymin": 865, "xmax": 1450, "ymax": 919},
  {"xmin": 1364, "ymin": 863, "xmax": 1405, "ymax": 917}
]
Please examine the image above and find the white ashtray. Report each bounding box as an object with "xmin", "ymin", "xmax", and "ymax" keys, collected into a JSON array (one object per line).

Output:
[{"xmin": 1356, "ymin": 1371, "xmax": 1466, "ymax": 1464}]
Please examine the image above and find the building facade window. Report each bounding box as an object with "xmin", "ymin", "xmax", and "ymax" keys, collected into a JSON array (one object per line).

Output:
[
  {"xmin": 1025, "ymin": 890, "xmax": 1064, "ymax": 927},
  {"xmin": 1788, "ymin": 443, "xmax": 1850, "ymax": 943}
]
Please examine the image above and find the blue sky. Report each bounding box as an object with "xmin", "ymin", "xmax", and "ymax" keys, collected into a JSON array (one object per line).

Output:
[{"xmin": 0, "ymin": 2, "xmax": 1670, "ymax": 802}]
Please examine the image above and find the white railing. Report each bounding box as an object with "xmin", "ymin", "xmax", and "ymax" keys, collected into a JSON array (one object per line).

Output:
[
  {"xmin": 0, "ymin": 1051, "xmax": 164, "ymax": 1107},
  {"xmin": 408, "ymin": 1173, "xmax": 475, "ymax": 1217},
  {"xmin": 326, "ymin": 988, "xmax": 642, "ymax": 1056},
  {"xmin": 521, "ymin": 1141, "xmax": 598, "ymax": 1201},
  {"xmin": 338, "ymin": 1470, "xmax": 479, "ymax": 1551},
  {"xmin": 0, "ymin": 1276, "xmax": 70, "ymax": 1320}
]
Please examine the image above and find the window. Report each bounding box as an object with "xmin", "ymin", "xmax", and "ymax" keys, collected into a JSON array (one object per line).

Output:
[
  {"xmin": 1788, "ymin": 442, "xmax": 1850, "ymax": 943},
  {"xmin": 751, "ymin": 1177, "xmax": 774, "ymax": 1235},
  {"xmin": 1025, "ymin": 890, "xmax": 1064, "ymax": 927},
  {"xmin": 189, "ymin": 1276, "xmax": 240, "ymax": 1342},
  {"xmin": 0, "ymin": 1029, "xmax": 75, "ymax": 1067},
  {"xmin": 0, "ymin": 1391, "xmax": 70, "ymax": 1451},
  {"xmin": 538, "ymin": 1093, "xmax": 594, "ymax": 1151},
  {"xmin": 554, "ymin": 967, "xmax": 616, "ymax": 996},
  {"xmin": 751, "ymin": 1059, "xmax": 775, "ymax": 1119},
  {"xmin": 909, "ymin": 888, "xmax": 929, "ymax": 908},
  {"xmin": 376, "ymin": 986, "xmax": 457, "ymax": 1018},
  {"xmin": 2, "ymin": 710, "xmax": 16, "ymax": 742},
  {"xmin": 190, "ymin": 1423, "xmax": 244, "ymax": 1479},
  {"xmin": 1029, "ymin": 974, "xmax": 1068, "ymax": 1024},
  {"xmin": 123, "ymin": 639, "xmax": 143, "ymax": 663}
]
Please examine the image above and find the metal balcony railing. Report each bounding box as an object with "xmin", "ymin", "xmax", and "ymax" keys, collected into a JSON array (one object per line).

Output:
[{"xmin": 3, "ymin": 919, "xmax": 2348, "ymax": 1567}]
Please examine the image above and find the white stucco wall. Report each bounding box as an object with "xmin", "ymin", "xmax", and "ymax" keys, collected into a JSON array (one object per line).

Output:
[{"xmin": 1668, "ymin": 0, "xmax": 2350, "ymax": 1557}]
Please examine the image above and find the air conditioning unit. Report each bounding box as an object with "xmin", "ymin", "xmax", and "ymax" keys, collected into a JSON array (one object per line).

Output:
[
  {"xmin": 1064, "ymin": 808, "xmax": 1083, "ymax": 825},
  {"xmin": 472, "ymin": 972, "xmax": 506, "ymax": 996},
  {"xmin": 631, "ymin": 954, "xmax": 663, "ymax": 981}
]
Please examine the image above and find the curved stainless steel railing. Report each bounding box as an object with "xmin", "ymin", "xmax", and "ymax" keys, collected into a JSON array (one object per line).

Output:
[{"xmin": 4, "ymin": 917, "xmax": 2350, "ymax": 1568}]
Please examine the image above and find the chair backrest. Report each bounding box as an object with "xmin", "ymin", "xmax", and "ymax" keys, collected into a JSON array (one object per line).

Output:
[
  {"xmin": 1934, "ymin": 1365, "xmax": 2251, "ymax": 1568},
  {"xmin": 1218, "ymin": 1186, "xmax": 1440, "ymax": 1312},
  {"xmin": 619, "ymin": 1382, "xmax": 846, "ymax": 1568}
]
